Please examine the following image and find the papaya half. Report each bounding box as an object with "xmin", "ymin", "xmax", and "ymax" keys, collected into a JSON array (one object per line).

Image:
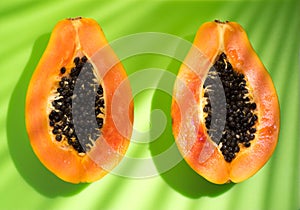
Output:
[
  {"xmin": 26, "ymin": 17, "xmax": 133, "ymax": 183},
  {"xmin": 171, "ymin": 20, "xmax": 280, "ymax": 184}
]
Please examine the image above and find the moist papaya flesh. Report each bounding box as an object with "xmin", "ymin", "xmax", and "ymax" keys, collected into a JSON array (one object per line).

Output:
[
  {"xmin": 171, "ymin": 20, "xmax": 280, "ymax": 184},
  {"xmin": 26, "ymin": 17, "xmax": 133, "ymax": 183}
]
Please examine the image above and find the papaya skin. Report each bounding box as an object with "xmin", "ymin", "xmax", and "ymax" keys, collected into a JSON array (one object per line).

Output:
[
  {"xmin": 26, "ymin": 17, "xmax": 133, "ymax": 183},
  {"xmin": 171, "ymin": 21, "xmax": 280, "ymax": 184}
]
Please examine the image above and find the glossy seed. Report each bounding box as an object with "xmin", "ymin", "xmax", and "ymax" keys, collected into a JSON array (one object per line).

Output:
[
  {"xmin": 55, "ymin": 134, "xmax": 62, "ymax": 141},
  {"xmin": 244, "ymin": 142, "xmax": 251, "ymax": 147},
  {"xmin": 250, "ymin": 103, "xmax": 257, "ymax": 110},
  {"xmin": 250, "ymin": 127, "xmax": 256, "ymax": 133},
  {"xmin": 73, "ymin": 57, "xmax": 80, "ymax": 65},
  {"xmin": 81, "ymin": 56, "xmax": 88, "ymax": 63},
  {"xmin": 60, "ymin": 67, "xmax": 66, "ymax": 74}
]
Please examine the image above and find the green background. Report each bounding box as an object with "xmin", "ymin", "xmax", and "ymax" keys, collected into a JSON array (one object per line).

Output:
[{"xmin": 1, "ymin": 0, "xmax": 299, "ymax": 209}]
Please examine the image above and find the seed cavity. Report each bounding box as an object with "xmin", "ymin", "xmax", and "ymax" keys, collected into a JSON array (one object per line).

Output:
[
  {"xmin": 214, "ymin": 20, "xmax": 229, "ymax": 24},
  {"xmin": 202, "ymin": 52, "xmax": 258, "ymax": 162},
  {"xmin": 48, "ymin": 56, "xmax": 105, "ymax": 154}
]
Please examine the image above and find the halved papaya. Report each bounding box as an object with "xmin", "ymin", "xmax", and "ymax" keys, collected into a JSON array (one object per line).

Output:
[
  {"xmin": 171, "ymin": 20, "xmax": 280, "ymax": 184},
  {"xmin": 26, "ymin": 17, "xmax": 133, "ymax": 183}
]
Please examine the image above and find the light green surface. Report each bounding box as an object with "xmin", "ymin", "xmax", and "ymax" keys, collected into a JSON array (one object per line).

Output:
[{"xmin": 0, "ymin": 0, "xmax": 299, "ymax": 210}]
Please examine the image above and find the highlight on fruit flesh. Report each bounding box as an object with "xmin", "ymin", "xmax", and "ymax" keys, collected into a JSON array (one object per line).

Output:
[
  {"xmin": 26, "ymin": 17, "xmax": 133, "ymax": 183},
  {"xmin": 171, "ymin": 20, "xmax": 280, "ymax": 184}
]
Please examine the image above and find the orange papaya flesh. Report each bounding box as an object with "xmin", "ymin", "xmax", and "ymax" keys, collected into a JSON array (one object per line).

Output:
[
  {"xmin": 171, "ymin": 20, "xmax": 280, "ymax": 184},
  {"xmin": 26, "ymin": 17, "xmax": 133, "ymax": 183}
]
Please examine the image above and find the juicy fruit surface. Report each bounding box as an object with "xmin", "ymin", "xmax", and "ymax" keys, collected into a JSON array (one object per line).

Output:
[
  {"xmin": 26, "ymin": 18, "xmax": 133, "ymax": 183},
  {"xmin": 171, "ymin": 21, "xmax": 280, "ymax": 184}
]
